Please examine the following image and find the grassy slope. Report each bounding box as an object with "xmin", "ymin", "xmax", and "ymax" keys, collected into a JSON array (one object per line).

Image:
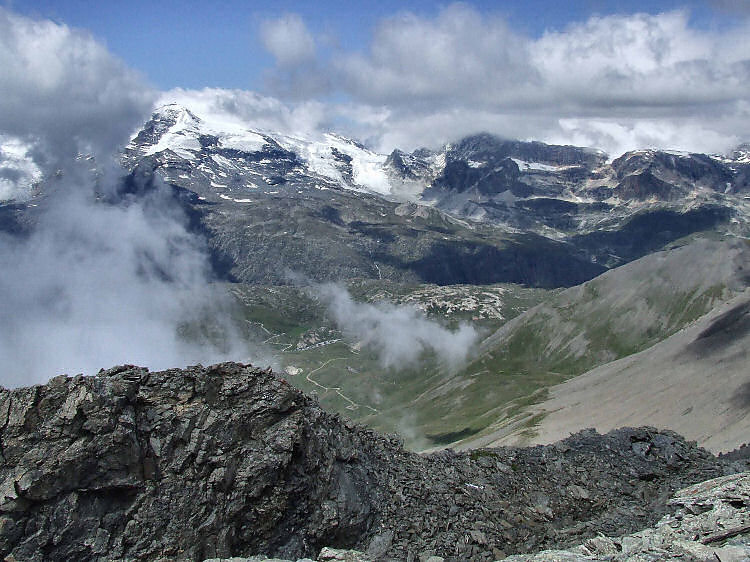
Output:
[
  {"xmin": 437, "ymin": 236, "xmax": 750, "ymax": 447},
  {"xmin": 481, "ymin": 291, "xmax": 750, "ymax": 452},
  {"xmin": 225, "ymin": 237, "xmax": 748, "ymax": 450},
  {"xmin": 228, "ymin": 281, "xmax": 551, "ymax": 448}
]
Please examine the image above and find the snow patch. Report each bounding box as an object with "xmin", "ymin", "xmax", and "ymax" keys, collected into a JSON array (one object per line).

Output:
[
  {"xmin": 276, "ymin": 132, "xmax": 393, "ymax": 195},
  {"xmin": 218, "ymin": 133, "xmax": 266, "ymax": 153},
  {"xmin": 211, "ymin": 154, "xmax": 234, "ymax": 168},
  {"xmin": 511, "ymin": 158, "xmax": 564, "ymax": 172},
  {"xmin": 0, "ymin": 136, "xmax": 42, "ymax": 202}
]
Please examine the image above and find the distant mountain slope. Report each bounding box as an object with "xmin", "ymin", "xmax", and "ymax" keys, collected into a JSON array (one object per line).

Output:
[
  {"xmin": 479, "ymin": 237, "xmax": 750, "ymax": 377},
  {"xmin": 114, "ymin": 103, "xmax": 750, "ymax": 287},
  {"xmin": 449, "ymin": 238, "xmax": 750, "ymax": 453},
  {"xmin": 415, "ymin": 237, "xmax": 750, "ymax": 445},
  {"xmin": 5, "ymin": 102, "xmax": 745, "ymax": 287},
  {"xmin": 478, "ymin": 290, "xmax": 750, "ymax": 453}
]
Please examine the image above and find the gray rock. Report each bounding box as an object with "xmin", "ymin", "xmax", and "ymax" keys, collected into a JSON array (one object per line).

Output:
[
  {"xmin": 365, "ymin": 530, "xmax": 393, "ymax": 559},
  {"xmin": 1, "ymin": 363, "xmax": 748, "ymax": 561},
  {"xmin": 502, "ymin": 471, "xmax": 750, "ymax": 561},
  {"xmin": 0, "ymin": 363, "xmax": 386, "ymax": 561}
]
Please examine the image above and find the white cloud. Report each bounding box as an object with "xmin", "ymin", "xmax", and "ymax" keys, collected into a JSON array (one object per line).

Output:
[
  {"xmin": 0, "ymin": 7, "xmax": 154, "ymax": 172},
  {"xmin": 315, "ymin": 283, "xmax": 478, "ymax": 370},
  {"xmin": 260, "ymin": 13, "xmax": 316, "ymax": 67},
  {"xmin": 258, "ymin": 5, "xmax": 750, "ymax": 156},
  {"xmin": 258, "ymin": 14, "xmax": 331, "ymax": 99},
  {"xmin": 336, "ymin": 4, "xmax": 533, "ymax": 107},
  {"xmin": 159, "ymin": 87, "xmax": 331, "ymax": 138},
  {"xmin": 530, "ymin": 11, "xmax": 748, "ymax": 110},
  {"xmin": 0, "ymin": 9, "xmax": 257, "ymax": 386}
]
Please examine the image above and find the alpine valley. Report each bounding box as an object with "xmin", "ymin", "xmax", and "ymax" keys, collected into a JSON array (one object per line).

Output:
[{"xmin": 2, "ymin": 100, "xmax": 750, "ymax": 452}]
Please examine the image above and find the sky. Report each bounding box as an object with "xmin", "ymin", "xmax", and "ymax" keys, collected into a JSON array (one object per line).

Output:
[
  {"xmin": 7, "ymin": 1, "xmax": 748, "ymax": 91},
  {"xmin": 3, "ymin": 0, "xmax": 750, "ymax": 155}
]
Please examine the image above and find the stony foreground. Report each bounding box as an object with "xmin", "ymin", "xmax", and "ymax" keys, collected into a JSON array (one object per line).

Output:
[
  {"xmin": 0, "ymin": 363, "xmax": 748, "ymax": 561},
  {"xmin": 221, "ymin": 471, "xmax": 750, "ymax": 561}
]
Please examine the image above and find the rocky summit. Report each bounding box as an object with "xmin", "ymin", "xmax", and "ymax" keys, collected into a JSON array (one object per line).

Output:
[{"xmin": 1, "ymin": 363, "xmax": 749, "ymax": 561}]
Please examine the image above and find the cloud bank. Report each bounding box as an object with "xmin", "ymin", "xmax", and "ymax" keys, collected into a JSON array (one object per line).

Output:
[
  {"xmin": 315, "ymin": 283, "xmax": 478, "ymax": 370},
  {"xmin": 0, "ymin": 8, "xmax": 153, "ymax": 172},
  {"xmin": 254, "ymin": 5, "xmax": 750, "ymax": 156},
  {"xmin": 0, "ymin": 8, "xmax": 254, "ymax": 387}
]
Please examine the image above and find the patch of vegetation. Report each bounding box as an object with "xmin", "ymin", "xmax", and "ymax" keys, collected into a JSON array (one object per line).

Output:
[
  {"xmin": 426, "ymin": 427, "xmax": 480, "ymax": 445},
  {"xmin": 220, "ymin": 239, "xmax": 745, "ymax": 450},
  {"xmin": 469, "ymin": 449, "xmax": 499, "ymax": 461},
  {"xmin": 518, "ymin": 413, "xmax": 548, "ymax": 440},
  {"xmin": 225, "ymin": 280, "xmax": 553, "ymax": 449}
]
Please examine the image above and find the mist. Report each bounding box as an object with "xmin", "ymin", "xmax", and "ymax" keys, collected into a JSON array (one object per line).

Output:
[
  {"xmin": 314, "ymin": 283, "xmax": 479, "ymax": 370},
  {"xmin": 0, "ymin": 9, "xmax": 256, "ymax": 387}
]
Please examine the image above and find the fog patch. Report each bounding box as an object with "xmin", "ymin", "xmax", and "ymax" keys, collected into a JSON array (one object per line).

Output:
[
  {"xmin": 0, "ymin": 173, "xmax": 261, "ymax": 386},
  {"xmin": 0, "ymin": 8, "xmax": 261, "ymax": 387},
  {"xmin": 314, "ymin": 283, "xmax": 478, "ymax": 370}
]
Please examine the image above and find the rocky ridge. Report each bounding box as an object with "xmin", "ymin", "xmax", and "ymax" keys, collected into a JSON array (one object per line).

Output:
[
  {"xmin": 504, "ymin": 471, "xmax": 750, "ymax": 561},
  {"xmin": 207, "ymin": 472, "xmax": 750, "ymax": 561},
  {"xmin": 4, "ymin": 105, "xmax": 749, "ymax": 288},
  {"xmin": 1, "ymin": 362, "xmax": 749, "ymax": 561}
]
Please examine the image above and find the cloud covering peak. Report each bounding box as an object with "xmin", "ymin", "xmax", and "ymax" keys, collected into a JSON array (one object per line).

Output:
[
  {"xmin": 254, "ymin": 4, "xmax": 750, "ymax": 156},
  {"xmin": 0, "ymin": 8, "xmax": 252, "ymax": 387},
  {"xmin": 0, "ymin": 8, "xmax": 154, "ymax": 170}
]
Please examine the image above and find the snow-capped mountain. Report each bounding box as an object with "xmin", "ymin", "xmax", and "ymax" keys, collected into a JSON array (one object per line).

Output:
[
  {"xmin": 124, "ymin": 104, "xmax": 405, "ymax": 201},
  {"xmin": 123, "ymin": 103, "xmax": 750, "ymax": 250},
  {"xmin": 3, "ymin": 100, "xmax": 749, "ymax": 287},
  {"xmin": 127, "ymin": 104, "xmax": 750, "ymax": 205},
  {"xmin": 0, "ymin": 135, "xmax": 42, "ymax": 202}
]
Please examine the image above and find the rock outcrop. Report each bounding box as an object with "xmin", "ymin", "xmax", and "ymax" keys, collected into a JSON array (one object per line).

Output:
[
  {"xmin": 0, "ymin": 363, "xmax": 748, "ymax": 561},
  {"xmin": 504, "ymin": 471, "xmax": 750, "ymax": 561}
]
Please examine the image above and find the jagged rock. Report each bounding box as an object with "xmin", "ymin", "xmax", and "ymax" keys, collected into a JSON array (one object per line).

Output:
[
  {"xmin": 501, "ymin": 471, "xmax": 750, "ymax": 561},
  {"xmin": 0, "ymin": 363, "xmax": 748, "ymax": 561},
  {"xmin": 0, "ymin": 363, "xmax": 391, "ymax": 561}
]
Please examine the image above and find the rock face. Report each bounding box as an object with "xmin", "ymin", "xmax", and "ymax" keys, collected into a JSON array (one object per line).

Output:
[
  {"xmin": 503, "ymin": 471, "xmax": 750, "ymax": 561},
  {"xmin": 1, "ymin": 363, "xmax": 749, "ymax": 561},
  {"xmin": 209, "ymin": 472, "xmax": 750, "ymax": 561},
  {"xmin": 7, "ymin": 107, "xmax": 750, "ymax": 288},
  {"xmin": 0, "ymin": 363, "xmax": 395, "ymax": 561},
  {"xmin": 116, "ymin": 106, "xmax": 750, "ymax": 286}
]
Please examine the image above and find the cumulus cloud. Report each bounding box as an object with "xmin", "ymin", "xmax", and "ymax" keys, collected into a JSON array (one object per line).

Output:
[
  {"xmin": 260, "ymin": 13, "xmax": 316, "ymax": 67},
  {"xmin": 314, "ymin": 283, "xmax": 478, "ymax": 370},
  {"xmin": 0, "ymin": 9, "xmax": 256, "ymax": 387},
  {"xmin": 160, "ymin": 87, "xmax": 332, "ymax": 138},
  {"xmin": 0, "ymin": 181, "xmax": 252, "ymax": 386},
  {"xmin": 259, "ymin": 5, "xmax": 750, "ymax": 156},
  {"xmin": 0, "ymin": 8, "xmax": 153, "ymax": 172},
  {"xmin": 258, "ymin": 14, "xmax": 331, "ymax": 99},
  {"xmin": 336, "ymin": 4, "xmax": 534, "ymax": 107},
  {"xmin": 530, "ymin": 11, "xmax": 748, "ymax": 110}
]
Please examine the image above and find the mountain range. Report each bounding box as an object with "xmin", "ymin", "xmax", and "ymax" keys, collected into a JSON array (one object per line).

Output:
[
  {"xmin": 1, "ymin": 101, "xmax": 749, "ymax": 451},
  {"xmin": 120, "ymin": 104, "xmax": 750, "ymax": 287}
]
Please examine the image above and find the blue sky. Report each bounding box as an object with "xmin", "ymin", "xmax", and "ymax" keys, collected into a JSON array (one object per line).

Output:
[{"xmin": 6, "ymin": 0, "xmax": 744, "ymax": 91}]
